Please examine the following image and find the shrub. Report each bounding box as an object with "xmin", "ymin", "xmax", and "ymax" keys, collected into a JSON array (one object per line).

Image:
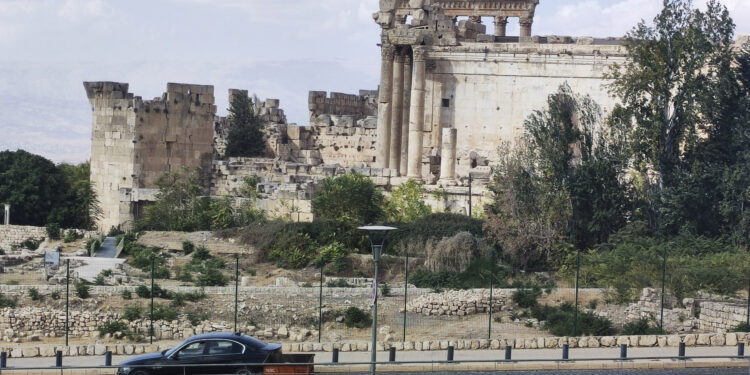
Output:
[
  {"xmin": 311, "ymin": 173, "xmax": 384, "ymax": 227},
  {"xmin": 152, "ymin": 304, "xmax": 178, "ymax": 321},
  {"xmin": 386, "ymin": 213, "xmax": 485, "ymax": 254},
  {"xmin": 588, "ymin": 300, "xmax": 599, "ymax": 310},
  {"xmin": 326, "ymin": 279, "xmax": 352, "ymax": 288},
  {"xmin": 107, "ymin": 226, "xmax": 124, "ymax": 237},
  {"xmin": 98, "ymin": 320, "xmax": 127, "ymax": 336},
  {"xmin": 28, "ymin": 288, "xmax": 44, "ymax": 301},
  {"xmin": 267, "ymin": 232, "xmax": 316, "ymax": 269},
  {"xmin": 63, "ymin": 229, "xmax": 82, "ymax": 243},
  {"xmin": 731, "ymin": 322, "xmax": 750, "ymax": 333},
  {"xmin": 86, "ymin": 238, "xmax": 102, "ymax": 255},
  {"xmin": 381, "ymin": 283, "xmax": 391, "ymax": 297},
  {"xmin": 0, "ymin": 293, "xmax": 17, "ymax": 308},
  {"xmin": 186, "ymin": 311, "xmax": 209, "ymax": 326},
  {"xmin": 182, "ymin": 241, "xmax": 195, "ymax": 255},
  {"xmin": 512, "ymin": 287, "xmax": 542, "ymax": 309},
  {"xmin": 343, "ymin": 307, "xmax": 372, "ymax": 329},
  {"xmin": 177, "ymin": 268, "xmax": 194, "ymax": 282},
  {"xmin": 424, "ymin": 232, "xmax": 491, "ymax": 273},
  {"xmin": 75, "ymin": 283, "xmax": 90, "ymax": 298},
  {"xmin": 94, "ymin": 274, "xmax": 106, "ymax": 286},
  {"xmin": 196, "ymin": 266, "xmax": 228, "ymax": 287},
  {"xmin": 123, "ymin": 305, "xmax": 143, "ymax": 321},
  {"xmin": 135, "ymin": 285, "xmax": 150, "ymax": 298},
  {"xmin": 101, "ymin": 269, "xmax": 113, "ymax": 277},
  {"xmin": 621, "ymin": 318, "xmax": 661, "ymax": 335},
  {"xmin": 192, "ymin": 246, "xmax": 211, "ymax": 261},
  {"xmin": 531, "ymin": 303, "xmax": 614, "ymax": 337},
  {"xmin": 121, "ymin": 290, "xmax": 132, "ymax": 300},
  {"xmin": 46, "ymin": 223, "xmax": 61, "ymax": 240},
  {"xmin": 21, "ymin": 238, "xmax": 42, "ymax": 250},
  {"xmin": 316, "ymin": 241, "xmax": 350, "ymax": 273},
  {"xmin": 50, "ymin": 291, "xmax": 60, "ymax": 300}
]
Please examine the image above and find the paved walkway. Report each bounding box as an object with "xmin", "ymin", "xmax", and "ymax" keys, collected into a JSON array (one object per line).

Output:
[{"xmin": 93, "ymin": 237, "xmax": 117, "ymax": 258}]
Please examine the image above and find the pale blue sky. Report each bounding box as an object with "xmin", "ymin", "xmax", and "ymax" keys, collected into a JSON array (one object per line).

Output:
[{"xmin": 1, "ymin": 0, "xmax": 748, "ymax": 163}]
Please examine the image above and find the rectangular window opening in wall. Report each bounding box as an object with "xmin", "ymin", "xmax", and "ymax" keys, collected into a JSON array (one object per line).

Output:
[{"xmin": 442, "ymin": 98, "xmax": 450, "ymax": 108}]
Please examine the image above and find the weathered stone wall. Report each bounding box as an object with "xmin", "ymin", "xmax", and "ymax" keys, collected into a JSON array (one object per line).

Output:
[
  {"xmin": 624, "ymin": 288, "xmax": 697, "ymax": 332},
  {"xmin": 85, "ymin": 82, "xmax": 216, "ymax": 231},
  {"xmin": 698, "ymin": 302, "xmax": 747, "ymax": 332},
  {"xmin": 308, "ymin": 91, "xmax": 377, "ymax": 121},
  {"xmin": 0, "ymin": 225, "xmax": 47, "ymax": 251},
  {"xmin": 406, "ymin": 289, "xmax": 510, "ymax": 316}
]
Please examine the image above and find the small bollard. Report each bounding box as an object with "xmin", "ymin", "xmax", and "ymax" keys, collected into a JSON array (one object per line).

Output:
[
  {"xmin": 389, "ymin": 347, "xmax": 396, "ymax": 362},
  {"xmin": 738, "ymin": 342, "xmax": 745, "ymax": 357},
  {"xmin": 620, "ymin": 344, "xmax": 628, "ymax": 359},
  {"xmin": 562, "ymin": 343, "xmax": 569, "ymax": 360},
  {"xmin": 505, "ymin": 345, "xmax": 512, "ymax": 360},
  {"xmin": 447, "ymin": 346, "xmax": 454, "ymax": 362},
  {"xmin": 332, "ymin": 348, "xmax": 339, "ymax": 363},
  {"xmin": 1, "ymin": 351, "xmax": 6, "ymax": 368},
  {"xmin": 678, "ymin": 342, "xmax": 686, "ymax": 359},
  {"xmin": 105, "ymin": 350, "xmax": 112, "ymax": 366},
  {"xmin": 55, "ymin": 350, "xmax": 63, "ymax": 367}
]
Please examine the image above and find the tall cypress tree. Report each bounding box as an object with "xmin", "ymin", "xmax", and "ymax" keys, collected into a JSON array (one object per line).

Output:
[{"xmin": 225, "ymin": 94, "xmax": 266, "ymax": 157}]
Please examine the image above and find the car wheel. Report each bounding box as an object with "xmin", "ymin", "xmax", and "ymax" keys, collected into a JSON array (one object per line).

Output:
[
  {"xmin": 233, "ymin": 367, "xmax": 253, "ymax": 375},
  {"xmin": 130, "ymin": 370, "xmax": 150, "ymax": 375}
]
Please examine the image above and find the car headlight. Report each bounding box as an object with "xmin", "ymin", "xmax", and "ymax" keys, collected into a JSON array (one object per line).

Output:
[{"xmin": 118, "ymin": 367, "xmax": 132, "ymax": 375}]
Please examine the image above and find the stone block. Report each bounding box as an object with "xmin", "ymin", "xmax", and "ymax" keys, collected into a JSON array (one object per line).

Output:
[{"xmin": 639, "ymin": 335, "xmax": 657, "ymax": 347}]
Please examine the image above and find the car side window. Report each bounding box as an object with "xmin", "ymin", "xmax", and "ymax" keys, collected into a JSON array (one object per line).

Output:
[
  {"xmin": 177, "ymin": 341, "xmax": 206, "ymax": 358},
  {"xmin": 207, "ymin": 340, "xmax": 244, "ymax": 355}
]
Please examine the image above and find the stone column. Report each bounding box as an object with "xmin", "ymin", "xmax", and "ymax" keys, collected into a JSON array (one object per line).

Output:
[
  {"xmin": 389, "ymin": 49, "xmax": 405, "ymax": 173},
  {"xmin": 494, "ymin": 16, "xmax": 508, "ymax": 37},
  {"xmin": 407, "ymin": 46, "xmax": 427, "ymax": 180},
  {"xmin": 376, "ymin": 44, "xmax": 395, "ymax": 168},
  {"xmin": 439, "ymin": 128, "xmax": 457, "ymax": 182},
  {"xmin": 400, "ymin": 53, "xmax": 413, "ymax": 176},
  {"xmin": 3, "ymin": 204, "xmax": 9, "ymax": 225},
  {"xmin": 520, "ymin": 17, "xmax": 533, "ymax": 37}
]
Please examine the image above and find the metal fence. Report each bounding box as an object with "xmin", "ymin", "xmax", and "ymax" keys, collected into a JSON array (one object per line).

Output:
[{"xmin": 1, "ymin": 236, "xmax": 749, "ymax": 347}]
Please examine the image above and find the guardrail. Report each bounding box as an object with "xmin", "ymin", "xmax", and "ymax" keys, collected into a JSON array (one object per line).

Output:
[{"xmin": 2, "ymin": 344, "xmax": 750, "ymax": 374}]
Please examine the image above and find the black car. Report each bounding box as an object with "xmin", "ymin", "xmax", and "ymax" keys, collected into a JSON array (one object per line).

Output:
[{"xmin": 117, "ymin": 332, "xmax": 282, "ymax": 375}]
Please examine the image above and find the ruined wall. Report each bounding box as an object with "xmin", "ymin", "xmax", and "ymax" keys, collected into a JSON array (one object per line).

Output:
[
  {"xmin": 308, "ymin": 91, "xmax": 377, "ymax": 121},
  {"xmin": 0, "ymin": 226, "xmax": 47, "ymax": 251},
  {"xmin": 86, "ymin": 82, "xmax": 216, "ymax": 230},
  {"xmin": 84, "ymin": 82, "xmax": 138, "ymax": 231},
  {"xmin": 421, "ymin": 41, "xmax": 626, "ymax": 181}
]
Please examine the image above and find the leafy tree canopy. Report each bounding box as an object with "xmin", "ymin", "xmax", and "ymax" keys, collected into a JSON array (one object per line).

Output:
[
  {"xmin": 225, "ymin": 94, "xmax": 266, "ymax": 158},
  {"xmin": 311, "ymin": 173, "xmax": 384, "ymax": 227}
]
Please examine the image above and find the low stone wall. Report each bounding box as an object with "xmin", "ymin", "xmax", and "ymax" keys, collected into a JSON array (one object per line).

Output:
[
  {"xmin": 0, "ymin": 225, "xmax": 46, "ymax": 250},
  {"xmin": 4, "ymin": 332, "xmax": 750, "ymax": 358},
  {"xmin": 698, "ymin": 302, "xmax": 747, "ymax": 331},
  {"xmin": 406, "ymin": 289, "xmax": 511, "ymax": 316}
]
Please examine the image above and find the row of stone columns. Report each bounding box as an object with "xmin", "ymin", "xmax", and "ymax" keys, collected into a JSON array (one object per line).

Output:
[
  {"xmin": 490, "ymin": 16, "xmax": 534, "ymax": 37},
  {"xmin": 377, "ymin": 44, "xmax": 427, "ymax": 180}
]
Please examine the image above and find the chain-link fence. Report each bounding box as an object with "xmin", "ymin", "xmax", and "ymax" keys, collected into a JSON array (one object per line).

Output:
[{"xmin": 1, "ymin": 233, "xmax": 749, "ymax": 349}]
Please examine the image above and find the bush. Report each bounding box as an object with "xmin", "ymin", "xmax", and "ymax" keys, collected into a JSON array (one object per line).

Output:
[
  {"xmin": 152, "ymin": 304, "xmax": 178, "ymax": 321},
  {"xmin": 267, "ymin": 232, "xmax": 316, "ymax": 269},
  {"xmin": 182, "ymin": 241, "xmax": 195, "ymax": 255},
  {"xmin": 50, "ymin": 291, "xmax": 60, "ymax": 300},
  {"xmin": 63, "ymin": 229, "xmax": 82, "ymax": 243},
  {"xmin": 135, "ymin": 285, "xmax": 150, "ymax": 298},
  {"xmin": 98, "ymin": 320, "xmax": 127, "ymax": 336},
  {"xmin": 316, "ymin": 241, "xmax": 350, "ymax": 273},
  {"xmin": 75, "ymin": 283, "xmax": 90, "ymax": 298},
  {"xmin": 186, "ymin": 311, "xmax": 209, "ymax": 326},
  {"xmin": 621, "ymin": 318, "xmax": 661, "ymax": 335},
  {"xmin": 28, "ymin": 288, "xmax": 44, "ymax": 301},
  {"xmin": 121, "ymin": 290, "xmax": 132, "ymax": 300},
  {"xmin": 424, "ymin": 232, "xmax": 491, "ymax": 273},
  {"xmin": 94, "ymin": 274, "xmax": 106, "ymax": 286},
  {"xmin": 192, "ymin": 245, "xmax": 211, "ymax": 261},
  {"xmin": 381, "ymin": 283, "xmax": 391, "ymax": 297},
  {"xmin": 123, "ymin": 305, "xmax": 143, "ymax": 321},
  {"xmin": 86, "ymin": 238, "xmax": 102, "ymax": 255},
  {"xmin": 107, "ymin": 226, "xmax": 124, "ymax": 237},
  {"xmin": 512, "ymin": 287, "xmax": 542, "ymax": 308},
  {"xmin": 326, "ymin": 279, "xmax": 352, "ymax": 288},
  {"xmin": 311, "ymin": 173, "xmax": 384, "ymax": 227},
  {"xmin": 46, "ymin": 223, "xmax": 61, "ymax": 240},
  {"xmin": 21, "ymin": 238, "xmax": 42, "ymax": 250},
  {"xmin": 386, "ymin": 213, "xmax": 485, "ymax": 254},
  {"xmin": 409, "ymin": 259, "xmax": 511, "ymax": 290},
  {"xmin": 0, "ymin": 293, "xmax": 17, "ymax": 308},
  {"xmin": 177, "ymin": 268, "xmax": 194, "ymax": 282},
  {"xmin": 531, "ymin": 303, "xmax": 614, "ymax": 337},
  {"xmin": 195, "ymin": 266, "xmax": 228, "ymax": 287},
  {"xmin": 343, "ymin": 307, "xmax": 372, "ymax": 329},
  {"xmin": 731, "ymin": 322, "xmax": 750, "ymax": 333}
]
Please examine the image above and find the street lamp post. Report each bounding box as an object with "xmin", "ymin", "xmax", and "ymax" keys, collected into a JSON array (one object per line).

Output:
[{"xmin": 359, "ymin": 225, "xmax": 397, "ymax": 375}]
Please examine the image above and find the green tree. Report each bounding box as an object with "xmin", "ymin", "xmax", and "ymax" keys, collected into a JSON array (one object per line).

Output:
[
  {"xmin": 56, "ymin": 162, "xmax": 102, "ymax": 230},
  {"xmin": 311, "ymin": 173, "xmax": 384, "ymax": 227},
  {"xmin": 606, "ymin": 0, "xmax": 737, "ymax": 233},
  {"xmin": 142, "ymin": 167, "xmax": 210, "ymax": 231},
  {"xmin": 225, "ymin": 94, "xmax": 266, "ymax": 157},
  {"xmin": 384, "ymin": 179, "xmax": 431, "ymax": 223}
]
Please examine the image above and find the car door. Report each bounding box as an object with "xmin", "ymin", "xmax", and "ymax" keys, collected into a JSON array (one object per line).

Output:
[
  {"xmin": 171, "ymin": 340, "xmax": 211, "ymax": 375},
  {"xmin": 203, "ymin": 340, "xmax": 247, "ymax": 373}
]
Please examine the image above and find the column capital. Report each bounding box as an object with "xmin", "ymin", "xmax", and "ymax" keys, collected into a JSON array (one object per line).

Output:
[
  {"xmin": 404, "ymin": 53, "xmax": 413, "ymax": 65},
  {"xmin": 494, "ymin": 16, "xmax": 508, "ymax": 25},
  {"xmin": 412, "ymin": 46, "xmax": 427, "ymax": 62},
  {"xmin": 382, "ymin": 44, "xmax": 396, "ymax": 61},
  {"xmin": 394, "ymin": 48, "xmax": 406, "ymax": 63},
  {"xmin": 519, "ymin": 17, "xmax": 533, "ymax": 27},
  {"xmin": 468, "ymin": 15, "xmax": 481, "ymax": 23}
]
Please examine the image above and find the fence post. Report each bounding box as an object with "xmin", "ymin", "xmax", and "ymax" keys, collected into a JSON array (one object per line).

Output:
[
  {"xmin": 573, "ymin": 248, "xmax": 580, "ymax": 337},
  {"xmin": 150, "ymin": 256, "xmax": 155, "ymax": 345},
  {"xmin": 65, "ymin": 259, "xmax": 70, "ymax": 347},
  {"xmin": 488, "ymin": 249, "xmax": 494, "ymax": 340},
  {"xmin": 403, "ymin": 252, "xmax": 408, "ymax": 342},
  {"xmin": 234, "ymin": 255, "xmax": 239, "ymax": 334},
  {"xmin": 660, "ymin": 244, "xmax": 667, "ymax": 334},
  {"xmin": 318, "ymin": 262, "xmax": 323, "ymax": 343}
]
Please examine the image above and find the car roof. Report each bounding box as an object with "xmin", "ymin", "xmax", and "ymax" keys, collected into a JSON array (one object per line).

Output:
[{"xmin": 184, "ymin": 332, "xmax": 269, "ymax": 349}]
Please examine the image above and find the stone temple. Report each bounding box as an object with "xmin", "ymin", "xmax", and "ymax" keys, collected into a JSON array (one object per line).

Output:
[{"xmin": 84, "ymin": 0, "xmax": 748, "ymax": 231}]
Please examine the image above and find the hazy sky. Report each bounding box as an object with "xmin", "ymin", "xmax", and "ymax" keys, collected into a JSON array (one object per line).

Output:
[{"xmin": 1, "ymin": 0, "xmax": 748, "ymax": 163}]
